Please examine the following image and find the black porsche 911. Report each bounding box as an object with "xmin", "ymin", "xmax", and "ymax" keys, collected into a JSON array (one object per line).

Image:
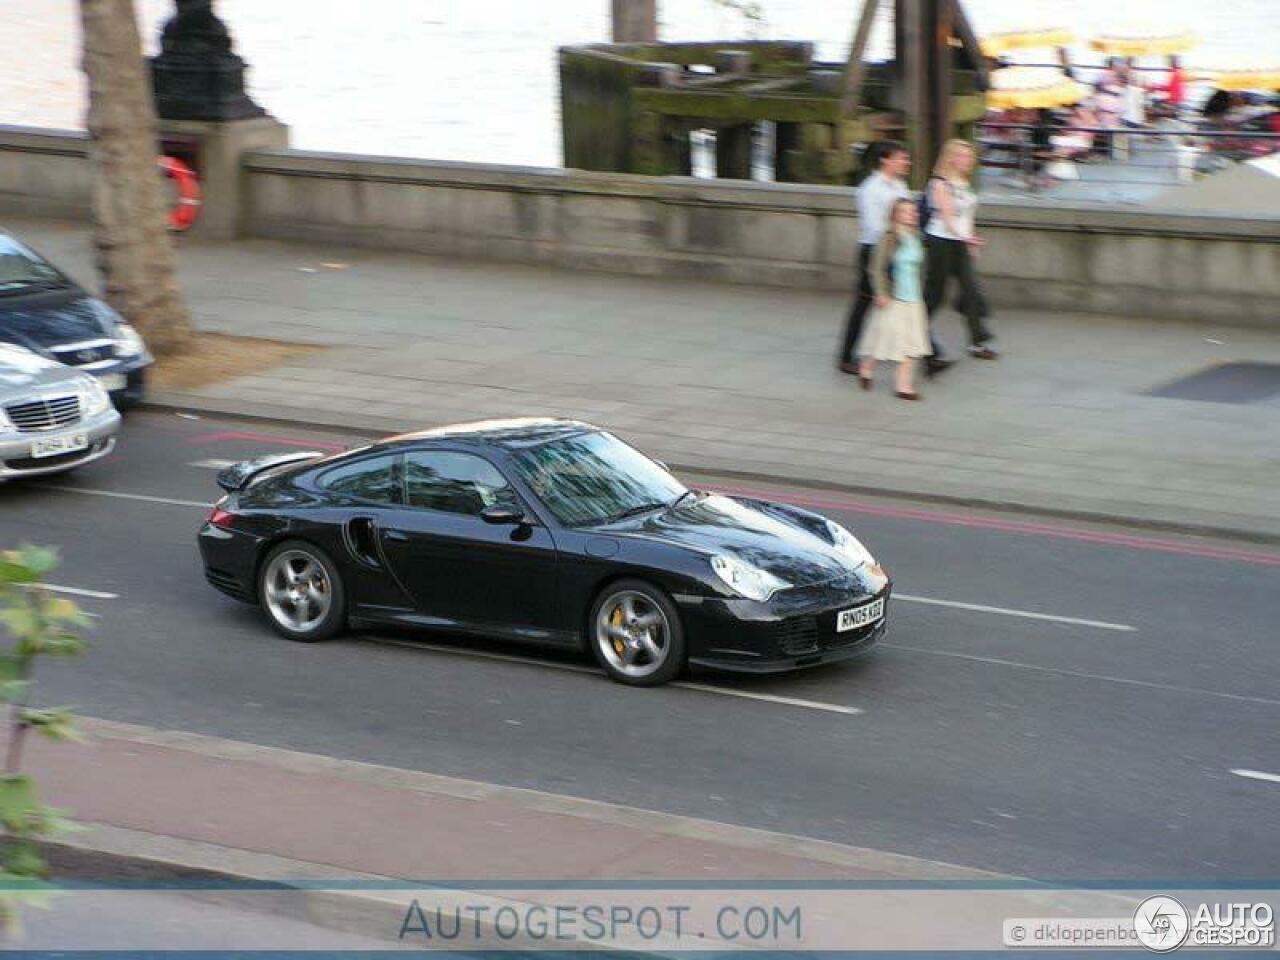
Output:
[{"xmin": 198, "ymin": 419, "xmax": 890, "ymax": 685}]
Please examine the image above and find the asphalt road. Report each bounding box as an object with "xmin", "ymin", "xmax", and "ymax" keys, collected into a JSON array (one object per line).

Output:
[{"xmin": 2, "ymin": 410, "xmax": 1278, "ymax": 880}]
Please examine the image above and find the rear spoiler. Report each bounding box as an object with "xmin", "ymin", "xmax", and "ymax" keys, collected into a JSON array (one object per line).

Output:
[{"xmin": 216, "ymin": 451, "xmax": 327, "ymax": 492}]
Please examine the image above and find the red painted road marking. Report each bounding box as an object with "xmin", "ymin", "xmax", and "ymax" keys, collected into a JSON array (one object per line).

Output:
[
  {"xmin": 715, "ymin": 484, "xmax": 1280, "ymax": 568},
  {"xmin": 186, "ymin": 430, "xmax": 347, "ymax": 452}
]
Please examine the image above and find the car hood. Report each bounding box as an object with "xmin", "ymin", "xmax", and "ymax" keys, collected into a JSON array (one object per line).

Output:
[
  {"xmin": 0, "ymin": 344, "xmax": 84, "ymax": 392},
  {"xmin": 604, "ymin": 493, "xmax": 856, "ymax": 587},
  {"xmin": 0, "ymin": 290, "xmax": 110, "ymax": 350}
]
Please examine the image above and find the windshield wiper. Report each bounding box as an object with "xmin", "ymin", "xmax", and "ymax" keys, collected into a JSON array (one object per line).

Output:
[
  {"xmin": 602, "ymin": 501, "xmax": 668, "ymax": 524},
  {"xmin": 669, "ymin": 489, "xmax": 698, "ymax": 510}
]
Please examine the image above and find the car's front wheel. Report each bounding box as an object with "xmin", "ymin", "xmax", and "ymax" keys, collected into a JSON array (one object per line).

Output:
[
  {"xmin": 589, "ymin": 580, "xmax": 686, "ymax": 686},
  {"xmin": 257, "ymin": 540, "xmax": 346, "ymax": 642}
]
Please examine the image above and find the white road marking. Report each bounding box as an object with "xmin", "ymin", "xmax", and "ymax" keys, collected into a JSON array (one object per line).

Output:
[
  {"xmin": 42, "ymin": 584, "xmax": 119, "ymax": 600},
  {"xmin": 893, "ymin": 644, "xmax": 1280, "ymax": 708},
  {"xmin": 40, "ymin": 485, "xmax": 210, "ymax": 509},
  {"xmin": 894, "ymin": 593, "xmax": 1136, "ymax": 632},
  {"xmin": 1231, "ymin": 769, "xmax": 1280, "ymax": 785},
  {"xmin": 189, "ymin": 458, "xmax": 236, "ymax": 470},
  {"xmin": 370, "ymin": 637, "xmax": 861, "ymax": 715},
  {"xmin": 675, "ymin": 682, "xmax": 863, "ymax": 715}
]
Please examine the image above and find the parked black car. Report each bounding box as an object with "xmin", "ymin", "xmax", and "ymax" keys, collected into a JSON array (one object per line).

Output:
[
  {"xmin": 0, "ymin": 230, "xmax": 152, "ymax": 406},
  {"xmin": 198, "ymin": 419, "xmax": 890, "ymax": 685}
]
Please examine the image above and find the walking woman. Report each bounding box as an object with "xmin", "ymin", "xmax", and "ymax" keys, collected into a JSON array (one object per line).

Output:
[
  {"xmin": 857, "ymin": 198, "xmax": 931, "ymax": 400},
  {"xmin": 924, "ymin": 139, "xmax": 998, "ymax": 360}
]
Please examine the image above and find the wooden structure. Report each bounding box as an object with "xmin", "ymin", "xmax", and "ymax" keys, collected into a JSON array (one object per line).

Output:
[{"xmin": 562, "ymin": 0, "xmax": 988, "ymax": 185}]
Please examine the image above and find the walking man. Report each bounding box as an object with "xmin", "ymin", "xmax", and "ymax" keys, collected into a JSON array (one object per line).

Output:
[{"xmin": 838, "ymin": 141, "xmax": 951, "ymax": 377}]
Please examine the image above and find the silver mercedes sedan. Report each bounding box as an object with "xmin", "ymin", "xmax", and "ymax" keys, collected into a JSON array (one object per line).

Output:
[{"xmin": 0, "ymin": 343, "xmax": 120, "ymax": 479}]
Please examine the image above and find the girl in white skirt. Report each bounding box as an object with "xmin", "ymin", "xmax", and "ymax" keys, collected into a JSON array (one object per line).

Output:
[{"xmin": 856, "ymin": 197, "xmax": 931, "ymax": 401}]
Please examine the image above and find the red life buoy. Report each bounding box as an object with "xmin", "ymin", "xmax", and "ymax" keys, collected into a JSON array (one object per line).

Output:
[{"xmin": 157, "ymin": 155, "xmax": 201, "ymax": 232}]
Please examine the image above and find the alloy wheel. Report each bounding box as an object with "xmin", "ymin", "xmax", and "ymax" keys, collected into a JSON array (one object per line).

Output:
[
  {"xmin": 595, "ymin": 590, "xmax": 671, "ymax": 680},
  {"xmin": 263, "ymin": 549, "xmax": 332, "ymax": 634}
]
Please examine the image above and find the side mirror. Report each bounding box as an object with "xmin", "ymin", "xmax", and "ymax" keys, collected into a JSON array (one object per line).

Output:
[{"xmin": 481, "ymin": 504, "xmax": 527, "ymax": 526}]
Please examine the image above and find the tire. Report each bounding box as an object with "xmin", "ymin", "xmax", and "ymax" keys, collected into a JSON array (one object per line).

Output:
[
  {"xmin": 257, "ymin": 540, "xmax": 347, "ymax": 642},
  {"xmin": 588, "ymin": 579, "xmax": 686, "ymax": 686}
]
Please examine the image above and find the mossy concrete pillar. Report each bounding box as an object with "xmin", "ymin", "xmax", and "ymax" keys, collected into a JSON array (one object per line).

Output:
[{"xmin": 611, "ymin": 0, "xmax": 657, "ymax": 42}]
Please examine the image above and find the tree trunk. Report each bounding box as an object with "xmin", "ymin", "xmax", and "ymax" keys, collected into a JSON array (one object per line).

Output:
[{"xmin": 79, "ymin": 0, "xmax": 191, "ymax": 355}]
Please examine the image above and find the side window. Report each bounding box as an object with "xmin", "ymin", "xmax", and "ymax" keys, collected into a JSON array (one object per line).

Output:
[
  {"xmin": 317, "ymin": 454, "xmax": 399, "ymax": 504},
  {"xmin": 403, "ymin": 451, "xmax": 519, "ymax": 517}
]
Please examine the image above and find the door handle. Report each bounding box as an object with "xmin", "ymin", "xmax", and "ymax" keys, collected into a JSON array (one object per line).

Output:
[{"xmin": 383, "ymin": 529, "xmax": 410, "ymax": 542}]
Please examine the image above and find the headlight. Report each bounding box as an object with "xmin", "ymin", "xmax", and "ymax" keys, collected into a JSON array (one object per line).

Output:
[
  {"xmin": 77, "ymin": 377, "xmax": 112, "ymax": 417},
  {"xmin": 825, "ymin": 520, "xmax": 876, "ymax": 569},
  {"xmin": 113, "ymin": 322, "xmax": 147, "ymax": 358},
  {"xmin": 710, "ymin": 553, "xmax": 789, "ymax": 602}
]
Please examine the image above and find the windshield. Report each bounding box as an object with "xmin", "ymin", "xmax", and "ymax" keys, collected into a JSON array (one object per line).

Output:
[
  {"xmin": 510, "ymin": 431, "xmax": 685, "ymax": 527},
  {"xmin": 0, "ymin": 236, "xmax": 65, "ymax": 294}
]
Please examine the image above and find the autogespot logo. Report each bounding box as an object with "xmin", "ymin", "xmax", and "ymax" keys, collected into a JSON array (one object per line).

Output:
[{"xmin": 1134, "ymin": 896, "xmax": 1191, "ymax": 952}]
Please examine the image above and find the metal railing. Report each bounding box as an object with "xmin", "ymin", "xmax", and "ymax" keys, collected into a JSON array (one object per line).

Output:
[{"xmin": 975, "ymin": 120, "xmax": 1280, "ymax": 198}]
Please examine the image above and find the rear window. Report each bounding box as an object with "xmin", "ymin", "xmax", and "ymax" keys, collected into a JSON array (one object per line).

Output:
[{"xmin": 317, "ymin": 454, "xmax": 399, "ymax": 504}]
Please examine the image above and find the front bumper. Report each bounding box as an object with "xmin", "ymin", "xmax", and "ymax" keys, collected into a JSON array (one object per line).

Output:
[
  {"xmin": 678, "ymin": 573, "xmax": 892, "ymax": 674},
  {"xmin": 0, "ymin": 409, "xmax": 121, "ymax": 479},
  {"xmin": 87, "ymin": 356, "xmax": 150, "ymax": 407}
]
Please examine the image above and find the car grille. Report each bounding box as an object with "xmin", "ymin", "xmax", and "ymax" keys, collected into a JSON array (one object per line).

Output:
[
  {"xmin": 50, "ymin": 341, "xmax": 114, "ymax": 367},
  {"xmin": 4, "ymin": 395, "xmax": 81, "ymax": 433},
  {"xmin": 770, "ymin": 611, "xmax": 882, "ymax": 657}
]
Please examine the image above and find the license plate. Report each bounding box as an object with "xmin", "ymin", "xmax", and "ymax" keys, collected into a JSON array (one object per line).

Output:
[
  {"xmin": 98, "ymin": 374, "xmax": 127, "ymax": 391},
  {"xmin": 837, "ymin": 597, "xmax": 885, "ymax": 632},
  {"xmin": 31, "ymin": 433, "xmax": 88, "ymax": 459}
]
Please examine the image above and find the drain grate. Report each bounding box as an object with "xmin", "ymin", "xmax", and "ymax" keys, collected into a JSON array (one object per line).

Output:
[{"xmin": 1147, "ymin": 362, "xmax": 1280, "ymax": 405}]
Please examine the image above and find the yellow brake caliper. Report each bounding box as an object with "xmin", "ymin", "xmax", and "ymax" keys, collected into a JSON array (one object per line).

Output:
[{"xmin": 610, "ymin": 606, "xmax": 626, "ymax": 656}]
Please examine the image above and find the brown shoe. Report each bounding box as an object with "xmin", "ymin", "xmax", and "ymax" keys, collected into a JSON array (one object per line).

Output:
[
  {"xmin": 859, "ymin": 375, "xmax": 873, "ymax": 391},
  {"xmin": 968, "ymin": 345, "xmax": 999, "ymax": 360},
  {"xmin": 894, "ymin": 390, "xmax": 922, "ymax": 401},
  {"xmin": 838, "ymin": 361, "xmax": 859, "ymax": 375}
]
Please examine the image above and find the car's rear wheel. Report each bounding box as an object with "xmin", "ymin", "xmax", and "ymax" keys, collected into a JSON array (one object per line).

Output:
[
  {"xmin": 589, "ymin": 580, "xmax": 685, "ymax": 686},
  {"xmin": 258, "ymin": 540, "xmax": 346, "ymax": 642}
]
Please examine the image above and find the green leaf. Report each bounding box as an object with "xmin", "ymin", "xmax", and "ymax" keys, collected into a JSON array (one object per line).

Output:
[
  {"xmin": 22, "ymin": 708, "xmax": 83, "ymax": 743},
  {"xmin": 0, "ymin": 776, "xmax": 39, "ymax": 833},
  {"xmin": 3, "ymin": 840, "xmax": 45, "ymax": 879},
  {"xmin": 0, "ymin": 608, "xmax": 39, "ymax": 641},
  {"xmin": 9, "ymin": 546, "xmax": 58, "ymax": 578},
  {"xmin": 0, "ymin": 680, "xmax": 29, "ymax": 703},
  {"xmin": 0, "ymin": 655, "xmax": 26, "ymax": 685}
]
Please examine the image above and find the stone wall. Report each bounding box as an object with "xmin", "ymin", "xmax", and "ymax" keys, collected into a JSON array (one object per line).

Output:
[
  {"xmin": 0, "ymin": 126, "xmax": 92, "ymax": 220},
  {"xmin": 3, "ymin": 125, "xmax": 1277, "ymax": 326}
]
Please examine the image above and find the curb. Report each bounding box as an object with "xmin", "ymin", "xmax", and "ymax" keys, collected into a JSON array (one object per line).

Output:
[
  {"xmin": 141, "ymin": 392, "xmax": 1280, "ymax": 547},
  {"xmin": 42, "ymin": 825, "xmax": 647, "ymax": 952}
]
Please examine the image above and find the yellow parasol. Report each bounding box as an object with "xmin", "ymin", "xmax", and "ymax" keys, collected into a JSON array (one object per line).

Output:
[
  {"xmin": 1194, "ymin": 67, "xmax": 1280, "ymax": 92},
  {"xmin": 1089, "ymin": 31, "xmax": 1197, "ymax": 57},
  {"xmin": 986, "ymin": 66, "xmax": 1089, "ymax": 110},
  {"xmin": 980, "ymin": 27, "xmax": 1075, "ymax": 58}
]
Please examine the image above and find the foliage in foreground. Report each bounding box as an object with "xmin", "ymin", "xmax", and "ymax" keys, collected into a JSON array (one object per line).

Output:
[{"xmin": 0, "ymin": 546, "xmax": 90, "ymax": 930}]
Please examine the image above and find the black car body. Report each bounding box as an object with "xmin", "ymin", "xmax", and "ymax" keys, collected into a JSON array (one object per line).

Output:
[
  {"xmin": 198, "ymin": 419, "xmax": 890, "ymax": 684},
  {"xmin": 0, "ymin": 231, "xmax": 152, "ymax": 406}
]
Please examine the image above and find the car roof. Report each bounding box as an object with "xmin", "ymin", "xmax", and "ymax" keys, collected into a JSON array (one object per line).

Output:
[{"xmin": 381, "ymin": 417, "xmax": 600, "ymax": 451}]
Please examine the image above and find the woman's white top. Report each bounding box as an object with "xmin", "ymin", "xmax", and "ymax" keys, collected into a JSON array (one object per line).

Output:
[{"xmin": 925, "ymin": 178, "xmax": 977, "ymax": 241}]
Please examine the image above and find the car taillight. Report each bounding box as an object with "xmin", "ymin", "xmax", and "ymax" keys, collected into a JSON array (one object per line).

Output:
[{"xmin": 208, "ymin": 507, "xmax": 237, "ymax": 529}]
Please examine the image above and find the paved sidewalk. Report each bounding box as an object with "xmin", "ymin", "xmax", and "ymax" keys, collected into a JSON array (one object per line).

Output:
[
  {"xmin": 15, "ymin": 217, "xmax": 1280, "ymax": 539},
  {"xmin": 33, "ymin": 717, "xmax": 993, "ymax": 884},
  {"xmin": 23, "ymin": 718, "xmax": 988, "ymax": 947}
]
